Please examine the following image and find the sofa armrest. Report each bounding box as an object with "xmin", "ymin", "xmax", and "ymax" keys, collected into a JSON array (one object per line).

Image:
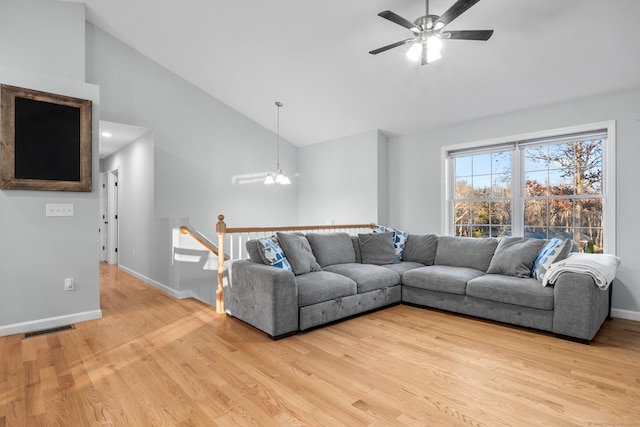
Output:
[
  {"xmin": 552, "ymin": 272, "xmax": 610, "ymax": 342},
  {"xmin": 225, "ymin": 260, "xmax": 299, "ymax": 338}
]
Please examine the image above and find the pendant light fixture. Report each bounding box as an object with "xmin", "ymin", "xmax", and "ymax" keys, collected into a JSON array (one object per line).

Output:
[{"xmin": 264, "ymin": 101, "xmax": 291, "ymax": 185}]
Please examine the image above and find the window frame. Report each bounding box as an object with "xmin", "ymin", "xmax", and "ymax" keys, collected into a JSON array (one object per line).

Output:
[{"xmin": 441, "ymin": 121, "xmax": 616, "ymax": 254}]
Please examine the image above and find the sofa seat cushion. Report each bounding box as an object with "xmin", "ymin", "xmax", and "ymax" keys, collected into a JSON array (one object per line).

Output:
[
  {"xmin": 402, "ymin": 265, "xmax": 485, "ymax": 295},
  {"xmin": 323, "ymin": 263, "xmax": 401, "ymax": 293},
  {"xmin": 381, "ymin": 262, "xmax": 425, "ymax": 277},
  {"xmin": 295, "ymin": 271, "xmax": 357, "ymax": 307},
  {"xmin": 466, "ymin": 274, "xmax": 554, "ymax": 310}
]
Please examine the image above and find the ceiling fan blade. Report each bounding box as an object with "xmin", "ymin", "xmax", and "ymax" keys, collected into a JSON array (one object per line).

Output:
[
  {"xmin": 436, "ymin": 0, "xmax": 481, "ymax": 28},
  {"xmin": 369, "ymin": 39, "xmax": 413, "ymax": 55},
  {"xmin": 378, "ymin": 10, "xmax": 419, "ymax": 32},
  {"xmin": 442, "ymin": 30, "xmax": 493, "ymax": 41}
]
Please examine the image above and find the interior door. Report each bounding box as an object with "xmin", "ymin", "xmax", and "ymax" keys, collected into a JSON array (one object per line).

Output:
[
  {"xmin": 99, "ymin": 172, "xmax": 108, "ymax": 262},
  {"xmin": 107, "ymin": 169, "xmax": 119, "ymax": 265}
]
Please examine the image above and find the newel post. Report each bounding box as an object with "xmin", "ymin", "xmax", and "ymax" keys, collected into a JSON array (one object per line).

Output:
[{"xmin": 215, "ymin": 214, "xmax": 227, "ymax": 314}]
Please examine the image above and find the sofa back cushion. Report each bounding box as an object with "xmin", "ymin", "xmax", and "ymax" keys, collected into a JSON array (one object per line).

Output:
[
  {"xmin": 246, "ymin": 239, "xmax": 266, "ymax": 264},
  {"xmin": 358, "ymin": 232, "xmax": 398, "ymax": 265},
  {"xmin": 434, "ymin": 236, "xmax": 498, "ymax": 271},
  {"xmin": 276, "ymin": 232, "xmax": 322, "ymax": 275},
  {"xmin": 374, "ymin": 225, "xmax": 408, "ymax": 261},
  {"xmin": 306, "ymin": 232, "xmax": 356, "ymax": 267},
  {"xmin": 402, "ymin": 234, "xmax": 439, "ymax": 265},
  {"xmin": 351, "ymin": 235, "xmax": 362, "ymax": 263},
  {"xmin": 486, "ymin": 237, "xmax": 547, "ymax": 278}
]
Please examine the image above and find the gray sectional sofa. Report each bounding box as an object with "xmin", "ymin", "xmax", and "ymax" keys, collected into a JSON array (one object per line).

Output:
[{"xmin": 224, "ymin": 231, "xmax": 612, "ymax": 343}]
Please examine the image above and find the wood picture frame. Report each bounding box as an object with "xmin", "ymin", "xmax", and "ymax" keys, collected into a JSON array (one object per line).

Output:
[{"xmin": 0, "ymin": 84, "xmax": 92, "ymax": 192}]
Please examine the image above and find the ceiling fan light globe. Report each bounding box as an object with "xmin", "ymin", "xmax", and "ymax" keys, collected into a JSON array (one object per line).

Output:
[
  {"xmin": 427, "ymin": 35, "xmax": 443, "ymax": 52},
  {"xmin": 406, "ymin": 42, "xmax": 422, "ymax": 61}
]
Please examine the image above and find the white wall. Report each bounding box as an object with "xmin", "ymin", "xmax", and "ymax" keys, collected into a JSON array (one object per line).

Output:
[
  {"xmin": 299, "ymin": 130, "xmax": 389, "ymax": 225},
  {"xmin": 389, "ymin": 88, "xmax": 640, "ymax": 318},
  {"xmin": 85, "ymin": 24, "xmax": 299, "ymax": 238},
  {"xmin": 0, "ymin": 0, "xmax": 101, "ymax": 336},
  {"xmin": 0, "ymin": 0, "xmax": 85, "ymax": 81}
]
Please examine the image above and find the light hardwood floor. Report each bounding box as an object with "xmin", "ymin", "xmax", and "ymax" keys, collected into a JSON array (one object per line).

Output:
[{"xmin": 1, "ymin": 264, "xmax": 639, "ymax": 426}]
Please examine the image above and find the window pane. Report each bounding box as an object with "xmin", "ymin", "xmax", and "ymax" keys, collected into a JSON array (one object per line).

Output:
[
  {"xmin": 548, "ymin": 144, "xmax": 567, "ymax": 170},
  {"xmin": 524, "ymin": 200, "xmax": 546, "ymax": 227},
  {"xmin": 472, "ymin": 226, "xmax": 489, "ymax": 238},
  {"xmin": 455, "ymin": 156, "xmax": 472, "ymax": 177},
  {"xmin": 548, "ymin": 199, "xmax": 572, "ymax": 227},
  {"xmin": 549, "ymin": 169, "xmax": 573, "ymax": 196},
  {"xmin": 492, "ymin": 226, "xmax": 511, "ymax": 238},
  {"xmin": 455, "ymin": 177, "xmax": 472, "ymax": 199},
  {"xmin": 472, "ymin": 201, "xmax": 490, "ymax": 225},
  {"xmin": 454, "ymin": 201, "xmax": 470, "ymax": 226},
  {"xmin": 524, "ymin": 227, "xmax": 548, "ymax": 240},
  {"xmin": 491, "ymin": 201, "xmax": 511, "ymax": 227},
  {"xmin": 574, "ymin": 198, "xmax": 602, "ymax": 228},
  {"xmin": 548, "ymin": 228, "xmax": 573, "ymax": 240},
  {"xmin": 472, "ymin": 175, "xmax": 491, "ymax": 198},
  {"xmin": 525, "ymin": 171, "xmax": 547, "ymax": 196},
  {"xmin": 492, "ymin": 151, "xmax": 511, "ymax": 174},
  {"xmin": 455, "ymin": 225, "xmax": 471, "ymax": 237},
  {"xmin": 574, "ymin": 228, "xmax": 603, "ymax": 253},
  {"xmin": 492, "ymin": 173, "xmax": 511, "ymax": 198},
  {"xmin": 473, "ymin": 153, "xmax": 491, "ymax": 175},
  {"xmin": 525, "ymin": 146, "xmax": 549, "ymax": 171}
]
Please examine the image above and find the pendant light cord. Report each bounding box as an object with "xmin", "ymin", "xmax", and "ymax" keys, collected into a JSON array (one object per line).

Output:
[{"xmin": 276, "ymin": 101, "xmax": 281, "ymax": 170}]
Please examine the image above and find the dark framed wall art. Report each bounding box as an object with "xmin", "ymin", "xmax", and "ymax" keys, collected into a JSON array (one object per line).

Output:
[{"xmin": 0, "ymin": 84, "xmax": 92, "ymax": 192}]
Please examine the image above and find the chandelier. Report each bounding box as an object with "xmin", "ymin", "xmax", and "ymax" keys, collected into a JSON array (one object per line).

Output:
[{"xmin": 264, "ymin": 101, "xmax": 291, "ymax": 185}]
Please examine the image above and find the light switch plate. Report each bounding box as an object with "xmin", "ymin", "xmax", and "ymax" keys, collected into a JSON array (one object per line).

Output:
[{"xmin": 46, "ymin": 203, "xmax": 74, "ymax": 217}]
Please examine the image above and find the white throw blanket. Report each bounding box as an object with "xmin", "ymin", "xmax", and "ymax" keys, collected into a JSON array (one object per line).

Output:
[{"xmin": 542, "ymin": 253, "xmax": 621, "ymax": 290}]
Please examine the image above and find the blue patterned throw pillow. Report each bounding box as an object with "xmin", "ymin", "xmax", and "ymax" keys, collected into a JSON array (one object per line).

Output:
[
  {"xmin": 532, "ymin": 238, "xmax": 571, "ymax": 281},
  {"xmin": 374, "ymin": 225, "xmax": 408, "ymax": 261},
  {"xmin": 257, "ymin": 237, "xmax": 292, "ymax": 271}
]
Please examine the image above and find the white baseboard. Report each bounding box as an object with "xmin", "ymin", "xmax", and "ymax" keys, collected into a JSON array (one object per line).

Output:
[
  {"xmin": 118, "ymin": 265, "xmax": 196, "ymax": 300},
  {"xmin": 0, "ymin": 310, "xmax": 102, "ymax": 338},
  {"xmin": 611, "ymin": 308, "xmax": 640, "ymax": 322}
]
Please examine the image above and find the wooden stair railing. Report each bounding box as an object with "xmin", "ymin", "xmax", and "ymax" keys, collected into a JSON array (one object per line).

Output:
[
  {"xmin": 179, "ymin": 226, "xmax": 221, "ymax": 257},
  {"xmin": 215, "ymin": 214, "xmax": 374, "ymax": 315}
]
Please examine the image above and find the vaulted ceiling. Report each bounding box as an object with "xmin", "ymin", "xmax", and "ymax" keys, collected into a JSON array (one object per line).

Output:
[{"xmin": 71, "ymin": 0, "xmax": 640, "ymax": 147}]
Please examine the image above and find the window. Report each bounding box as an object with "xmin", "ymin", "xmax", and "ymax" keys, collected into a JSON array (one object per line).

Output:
[
  {"xmin": 453, "ymin": 150, "xmax": 512, "ymax": 238},
  {"xmin": 444, "ymin": 122, "xmax": 616, "ymax": 254}
]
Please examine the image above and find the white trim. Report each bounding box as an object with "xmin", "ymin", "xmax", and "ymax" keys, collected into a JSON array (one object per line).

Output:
[
  {"xmin": 610, "ymin": 308, "xmax": 640, "ymax": 322},
  {"xmin": 0, "ymin": 310, "xmax": 102, "ymax": 337},
  {"xmin": 118, "ymin": 265, "xmax": 197, "ymax": 300},
  {"xmin": 603, "ymin": 121, "xmax": 617, "ymax": 254},
  {"xmin": 441, "ymin": 121, "xmax": 617, "ymax": 255}
]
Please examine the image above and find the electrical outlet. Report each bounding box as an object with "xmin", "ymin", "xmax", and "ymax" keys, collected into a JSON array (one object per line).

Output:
[{"xmin": 64, "ymin": 278, "xmax": 75, "ymax": 291}]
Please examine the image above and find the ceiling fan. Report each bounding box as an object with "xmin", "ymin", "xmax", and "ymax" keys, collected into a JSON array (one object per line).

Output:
[{"xmin": 369, "ymin": 0, "xmax": 493, "ymax": 65}]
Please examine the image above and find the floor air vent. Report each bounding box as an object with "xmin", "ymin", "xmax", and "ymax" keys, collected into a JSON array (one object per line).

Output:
[{"xmin": 22, "ymin": 324, "xmax": 75, "ymax": 339}]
